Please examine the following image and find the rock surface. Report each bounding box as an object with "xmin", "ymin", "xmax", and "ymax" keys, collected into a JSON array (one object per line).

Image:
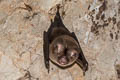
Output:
[{"xmin": 0, "ymin": 0, "xmax": 120, "ymax": 80}]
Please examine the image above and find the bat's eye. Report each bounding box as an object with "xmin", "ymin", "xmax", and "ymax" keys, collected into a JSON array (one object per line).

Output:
[
  {"xmin": 67, "ymin": 49, "xmax": 78, "ymax": 59},
  {"xmin": 70, "ymin": 53, "xmax": 77, "ymax": 59},
  {"xmin": 71, "ymin": 53, "xmax": 77, "ymax": 57},
  {"xmin": 54, "ymin": 43, "xmax": 64, "ymax": 53}
]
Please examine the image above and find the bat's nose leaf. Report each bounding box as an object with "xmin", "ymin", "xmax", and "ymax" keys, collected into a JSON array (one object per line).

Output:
[{"xmin": 58, "ymin": 56, "xmax": 68, "ymax": 65}]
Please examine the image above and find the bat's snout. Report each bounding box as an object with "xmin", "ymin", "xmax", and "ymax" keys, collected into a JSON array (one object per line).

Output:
[{"xmin": 58, "ymin": 56, "xmax": 68, "ymax": 65}]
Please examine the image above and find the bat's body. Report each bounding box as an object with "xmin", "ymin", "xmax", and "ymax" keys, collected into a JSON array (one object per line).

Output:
[{"xmin": 43, "ymin": 6, "xmax": 88, "ymax": 74}]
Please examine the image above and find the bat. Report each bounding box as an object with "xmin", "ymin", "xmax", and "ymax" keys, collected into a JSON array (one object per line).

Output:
[{"xmin": 43, "ymin": 5, "xmax": 88, "ymax": 74}]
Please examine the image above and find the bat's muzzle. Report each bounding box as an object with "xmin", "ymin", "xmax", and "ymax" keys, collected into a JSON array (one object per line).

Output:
[{"xmin": 58, "ymin": 56, "xmax": 68, "ymax": 65}]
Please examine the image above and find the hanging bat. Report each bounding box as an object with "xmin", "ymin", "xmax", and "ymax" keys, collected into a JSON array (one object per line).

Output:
[{"xmin": 43, "ymin": 5, "xmax": 88, "ymax": 74}]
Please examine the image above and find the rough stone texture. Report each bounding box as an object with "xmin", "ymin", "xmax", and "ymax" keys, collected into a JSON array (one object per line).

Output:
[{"xmin": 0, "ymin": 0, "xmax": 120, "ymax": 80}]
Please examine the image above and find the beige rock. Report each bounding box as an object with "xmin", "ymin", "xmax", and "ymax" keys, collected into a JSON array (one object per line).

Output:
[{"xmin": 0, "ymin": 0, "xmax": 120, "ymax": 80}]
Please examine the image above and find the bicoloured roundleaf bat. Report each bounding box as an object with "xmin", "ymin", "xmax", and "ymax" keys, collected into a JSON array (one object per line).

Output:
[{"xmin": 43, "ymin": 5, "xmax": 88, "ymax": 74}]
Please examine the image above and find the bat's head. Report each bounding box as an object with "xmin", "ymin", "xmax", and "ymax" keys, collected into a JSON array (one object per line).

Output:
[{"xmin": 50, "ymin": 35, "xmax": 80, "ymax": 67}]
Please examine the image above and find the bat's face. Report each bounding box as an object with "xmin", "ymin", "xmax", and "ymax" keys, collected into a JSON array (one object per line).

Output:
[{"xmin": 50, "ymin": 35, "xmax": 80, "ymax": 67}]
